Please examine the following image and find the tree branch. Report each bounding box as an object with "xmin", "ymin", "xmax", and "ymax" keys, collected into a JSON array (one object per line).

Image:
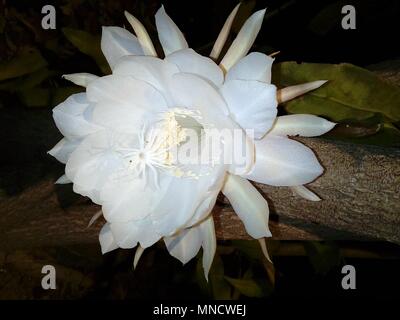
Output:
[{"xmin": 0, "ymin": 136, "xmax": 398, "ymax": 250}]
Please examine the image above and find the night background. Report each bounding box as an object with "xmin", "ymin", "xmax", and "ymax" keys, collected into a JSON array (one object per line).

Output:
[{"xmin": 0, "ymin": 0, "xmax": 399, "ymax": 301}]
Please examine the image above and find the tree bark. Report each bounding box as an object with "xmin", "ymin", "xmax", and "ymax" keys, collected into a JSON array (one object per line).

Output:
[{"xmin": 0, "ymin": 136, "xmax": 398, "ymax": 250}]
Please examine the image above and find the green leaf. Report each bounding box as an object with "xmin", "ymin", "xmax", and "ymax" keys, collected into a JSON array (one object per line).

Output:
[
  {"xmin": 273, "ymin": 62, "xmax": 400, "ymax": 122},
  {"xmin": 0, "ymin": 47, "xmax": 48, "ymax": 81},
  {"xmin": 308, "ymin": 1, "xmax": 347, "ymax": 35},
  {"xmin": 303, "ymin": 241, "xmax": 342, "ymax": 275},
  {"xmin": 62, "ymin": 28, "xmax": 110, "ymax": 74},
  {"xmin": 231, "ymin": 240, "xmax": 264, "ymax": 261},
  {"xmin": 0, "ymin": 68, "xmax": 53, "ymax": 92},
  {"xmin": 18, "ymin": 87, "xmax": 51, "ymax": 107},
  {"xmin": 17, "ymin": 85, "xmax": 83, "ymax": 108},
  {"xmin": 224, "ymin": 276, "xmax": 264, "ymax": 298},
  {"xmin": 196, "ymin": 253, "xmax": 232, "ymax": 300},
  {"xmin": 328, "ymin": 122, "xmax": 400, "ymax": 147}
]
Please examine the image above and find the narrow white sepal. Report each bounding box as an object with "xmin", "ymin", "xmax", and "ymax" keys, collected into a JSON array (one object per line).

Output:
[
  {"xmin": 133, "ymin": 245, "xmax": 145, "ymax": 270},
  {"xmin": 155, "ymin": 5, "xmax": 188, "ymax": 56},
  {"xmin": 220, "ymin": 8, "xmax": 266, "ymax": 72},
  {"xmin": 258, "ymin": 238, "xmax": 272, "ymax": 263},
  {"xmin": 63, "ymin": 73, "xmax": 98, "ymax": 87},
  {"xmin": 87, "ymin": 210, "xmax": 103, "ymax": 228},
  {"xmin": 291, "ymin": 185, "xmax": 321, "ymax": 202},
  {"xmin": 124, "ymin": 11, "xmax": 157, "ymax": 57},
  {"xmin": 99, "ymin": 223, "xmax": 119, "ymax": 254},
  {"xmin": 222, "ymin": 174, "xmax": 272, "ymax": 239},
  {"xmin": 55, "ymin": 174, "xmax": 71, "ymax": 184},
  {"xmin": 268, "ymin": 114, "xmax": 336, "ymax": 137},
  {"xmin": 277, "ymin": 80, "xmax": 328, "ymax": 103},
  {"xmin": 199, "ymin": 216, "xmax": 217, "ymax": 281},
  {"xmin": 210, "ymin": 3, "xmax": 241, "ymax": 60}
]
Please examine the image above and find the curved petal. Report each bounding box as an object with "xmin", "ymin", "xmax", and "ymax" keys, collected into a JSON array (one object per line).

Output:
[
  {"xmin": 87, "ymin": 74, "xmax": 166, "ymax": 108},
  {"xmin": 112, "ymin": 56, "xmax": 179, "ymax": 105},
  {"xmin": 198, "ymin": 215, "xmax": 216, "ymax": 280},
  {"xmin": 210, "ymin": 3, "xmax": 241, "ymax": 60},
  {"xmin": 124, "ymin": 11, "xmax": 157, "ymax": 57},
  {"xmin": 243, "ymin": 135, "xmax": 324, "ymax": 186},
  {"xmin": 222, "ymin": 174, "xmax": 271, "ymax": 239},
  {"xmin": 164, "ymin": 225, "xmax": 203, "ymax": 264},
  {"xmin": 164, "ymin": 214, "xmax": 216, "ymax": 280},
  {"xmin": 101, "ymin": 26, "xmax": 144, "ymax": 69},
  {"xmin": 277, "ymin": 80, "xmax": 327, "ymax": 104},
  {"xmin": 100, "ymin": 173, "xmax": 171, "ymax": 222},
  {"xmin": 185, "ymin": 188, "xmax": 220, "ymax": 228},
  {"xmin": 268, "ymin": 114, "xmax": 336, "ymax": 137},
  {"xmin": 52, "ymin": 93, "xmax": 101, "ymax": 140},
  {"xmin": 133, "ymin": 245, "xmax": 145, "ymax": 269},
  {"xmin": 220, "ymin": 9, "xmax": 266, "ymax": 72},
  {"xmin": 290, "ymin": 185, "xmax": 321, "ymax": 201},
  {"xmin": 48, "ymin": 138, "xmax": 80, "ymax": 164},
  {"xmin": 150, "ymin": 164, "xmax": 226, "ymax": 236},
  {"xmin": 170, "ymin": 73, "xmax": 255, "ymax": 175},
  {"xmin": 99, "ymin": 223, "xmax": 119, "ymax": 254},
  {"xmin": 63, "ymin": 73, "xmax": 98, "ymax": 87},
  {"xmin": 110, "ymin": 218, "xmax": 161, "ymax": 249},
  {"xmin": 166, "ymin": 49, "xmax": 224, "ymax": 87},
  {"xmin": 65, "ymin": 131, "xmax": 125, "ymax": 203},
  {"xmin": 55, "ymin": 174, "xmax": 71, "ymax": 184},
  {"xmin": 220, "ymin": 80, "xmax": 277, "ymax": 139},
  {"xmin": 225, "ymin": 52, "xmax": 274, "ymax": 83},
  {"xmin": 170, "ymin": 72, "xmax": 229, "ymax": 118},
  {"xmin": 155, "ymin": 6, "xmax": 188, "ymax": 56}
]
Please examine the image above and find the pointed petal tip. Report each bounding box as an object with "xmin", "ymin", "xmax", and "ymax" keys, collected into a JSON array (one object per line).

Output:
[{"xmin": 133, "ymin": 245, "xmax": 145, "ymax": 270}]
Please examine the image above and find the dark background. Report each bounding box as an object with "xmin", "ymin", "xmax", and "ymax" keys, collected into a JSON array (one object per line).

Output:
[{"xmin": 0, "ymin": 0, "xmax": 399, "ymax": 300}]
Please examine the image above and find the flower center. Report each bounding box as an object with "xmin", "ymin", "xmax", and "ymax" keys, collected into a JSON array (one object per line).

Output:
[{"xmin": 121, "ymin": 108, "xmax": 206, "ymax": 187}]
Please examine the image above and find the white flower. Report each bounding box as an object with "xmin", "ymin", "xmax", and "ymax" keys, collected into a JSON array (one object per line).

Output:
[{"xmin": 48, "ymin": 4, "xmax": 335, "ymax": 278}]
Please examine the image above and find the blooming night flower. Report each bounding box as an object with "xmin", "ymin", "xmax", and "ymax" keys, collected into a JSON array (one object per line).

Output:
[{"xmin": 48, "ymin": 4, "xmax": 335, "ymax": 278}]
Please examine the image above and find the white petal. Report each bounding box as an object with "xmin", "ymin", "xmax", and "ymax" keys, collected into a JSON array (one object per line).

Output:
[
  {"xmin": 170, "ymin": 73, "xmax": 255, "ymax": 175},
  {"xmin": 63, "ymin": 73, "xmax": 98, "ymax": 87},
  {"xmin": 109, "ymin": 218, "xmax": 161, "ymax": 249},
  {"xmin": 220, "ymin": 80, "xmax": 277, "ymax": 139},
  {"xmin": 101, "ymin": 26, "xmax": 144, "ymax": 69},
  {"xmin": 170, "ymin": 72, "xmax": 230, "ymax": 118},
  {"xmin": 55, "ymin": 174, "xmax": 71, "ymax": 184},
  {"xmin": 220, "ymin": 9, "xmax": 266, "ymax": 72},
  {"xmin": 185, "ymin": 189, "xmax": 220, "ymax": 228},
  {"xmin": 155, "ymin": 6, "xmax": 188, "ymax": 56},
  {"xmin": 166, "ymin": 49, "xmax": 224, "ymax": 87},
  {"xmin": 225, "ymin": 52, "xmax": 274, "ymax": 83},
  {"xmin": 99, "ymin": 223, "xmax": 119, "ymax": 254},
  {"xmin": 65, "ymin": 131, "xmax": 125, "ymax": 203},
  {"xmin": 87, "ymin": 75, "xmax": 167, "ymax": 131},
  {"xmin": 222, "ymin": 174, "xmax": 271, "ymax": 238},
  {"xmin": 244, "ymin": 135, "xmax": 324, "ymax": 186},
  {"xmin": 150, "ymin": 164, "xmax": 226, "ymax": 236},
  {"xmin": 112, "ymin": 55, "xmax": 179, "ymax": 104},
  {"xmin": 290, "ymin": 185, "xmax": 321, "ymax": 201},
  {"xmin": 164, "ymin": 226, "xmax": 203, "ymax": 264},
  {"xmin": 210, "ymin": 3, "xmax": 241, "ymax": 60},
  {"xmin": 268, "ymin": 114, "xmax": 336, "ymax": 137},
  {"xmin": 52, "ymin": 93, "xmax": 101, "ymax": 140},
  {"xmin": 198, "ymin": 216, "xmax": 216, "ymax": 280},
  {"xmin": 124, "ymin": 11, "xmax": 157, "ymax": 57},
  {"xmin": 277, "ymin": 80, "xmax": 327, "ymax": 103},
  {"xmin": 100, "ymin": 176, "xmax": 169, "ymax": 222},
  {"xmin": 48, "ymin": 138, "xmax": 80, "ymax": 164}
]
